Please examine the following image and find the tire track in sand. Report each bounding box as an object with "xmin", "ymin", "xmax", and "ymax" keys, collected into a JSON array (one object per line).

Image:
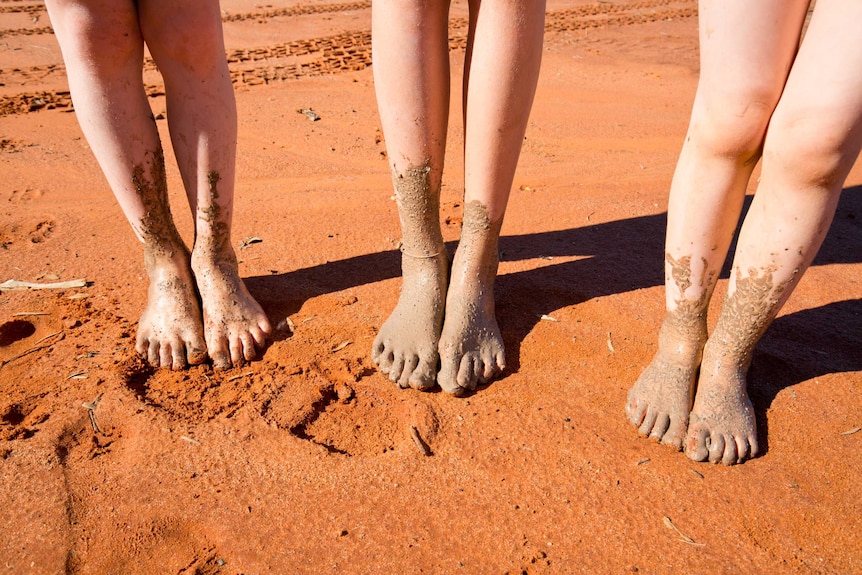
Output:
[{"xmin": 0, "ymin": 0, "xmax": 695, "ymax": 116}]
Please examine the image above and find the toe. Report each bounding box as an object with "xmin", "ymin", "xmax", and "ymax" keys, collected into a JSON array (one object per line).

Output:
[
  {"xmin": 625, "ymin": 398, "xmax": 647, "ymax": 427},
  {"xmin": 638, "ymin": 408, "xmax": 658, "ymax": 437},
  {"xmin": 250, "ymin": 324, "xmax": 268, "ymax": 348},
  {"xmin": 371, "ymin": 338, "xmax": 385, "ymax": 363},
  {"xmin": 649, "ymin": 413, "xmax": 671, "ymax": 442},
  {"xmin": 147, "ymin": 340, "xmax": 160, "ymax": 367},
  {"xmin": 388, "ymin": 355, "xmax": 406, "ymax": 384},
  {"xmin": 258, "ymin": 316, "xmax": 273, "ymax": 337},
  {"xmin": 186, "ymin": 341, "xmax": 208, "ymax": 365},
  {"xmin": 398, "ymin": 356, "xmax": 419, "ymax": 389},
  {"xmin": 438, "ymin": 358, "xmax": 465, "ymax": 396},
  {"xmin": 170, "ymin": 343, "xmax": 187, "ymax": 371},
  {"xmin": 722, "ymin": 436, "xmax": 739, "ymax": 466},
  {"xmin": 209, "ymin": 336, "xmax": 232, "ymax": 370},
  {"xmin": 158, "ymin": 342, "xmax": 173, "ymax": 369},
  {"xmin": 685, "ymin": 424, "xmax": 710, "ymax": 462},
  {"xmin": 229, "ymin": 337, "xmax": 244, "ymax": 367},
  {"xmin": 456, "ymin": 355, "xmax": 478, "ymax": 393},
  {"xmin": 707, "ymin": 433, "xmax": 725, "ymax": 464},
  {"xmin": 135, "ymin": 331, "xmax": 148, "ymax": 356},
  {"xmin": 748, "ymin": 434, "xmax": 761, "ymax": 459},
  {"xmin": 736, "ymin": 436, "xmax": 751, "ymax": 463},
  {"xmin": 409, "ymin": 356, "xmax": 437, "ymax": 391},
  {"xmin": 376, "ymin": 348, "xmax": 394, "ymax": 373},
  {"xmin": 661, "ymin": 414, "xmax": 687, "ymax": 450},
  {"xmin": 241, "ymin": 333, "xmax": 258, "ymax": 361}
]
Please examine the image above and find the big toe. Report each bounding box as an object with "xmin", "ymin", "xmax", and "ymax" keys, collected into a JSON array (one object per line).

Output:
[
  {"xmin": 685, "ymin": 422, "xmax": 711, "ymax": 462},
  {"xmin": 660, "ymin": 414, "xmax": 687, "ymax": 450},
  {"xmin": 408, "ymin": 356, "xmax": 438, "ymax": 391},
  {"xmin": 438, "ymin": 354, "xmax": 468, "ymax": 396}
]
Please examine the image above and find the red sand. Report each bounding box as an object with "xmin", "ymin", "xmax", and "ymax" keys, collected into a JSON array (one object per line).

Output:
[{"xmin": 1, "ymin": 1, "xmax": 860, "ymax": 573}]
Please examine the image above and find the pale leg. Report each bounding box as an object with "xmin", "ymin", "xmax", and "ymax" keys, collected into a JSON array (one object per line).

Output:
[
  {"xmin": 45, "ymin": 0, "xmax": 207, "ymax": 370},
  {"xmin": 437, "ymin": 0, "xmax": 546, "ymax": 395},
  {"xmin": 687, "ymin": 0, "xmax": 862, "ymax": 464},
  {"xmin": 139, "ymin": 1, "xmax": 272, "ymax": 369},
  {"xmin": 370, "ymin": 0, "xmax": 451, "ymax": 389},
  {"xmin": 626, "ymin": 0, "xmax": 811, "ymax": 445}
]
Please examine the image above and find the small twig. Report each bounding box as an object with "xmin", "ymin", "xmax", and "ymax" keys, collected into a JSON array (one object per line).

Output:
[
  {"xmin": 331, "ymin": 340, "xmax": 352, "ymax": 353},
  {"xmin": 0, "ymin": 278, "xmax": 87, "ymax": 291},
  {"xmin": 540, "ymin": 314, "xmax": 559, "ymax": 322},
  {"xmin": 663, "ymin": 516, "xmax": 705, "ymax": 546},
  {"xmin": 180, "ymin": 435, "xmax": 201, "ymax": 446},
  {"xmin": 636, "ymin": 458, "xmax": 650, "ymax": 466},
  {"xmin": 13, "ymin": 311, "xmax": 50, "ymax": 317},
  {"xmin": 409, "ymin": 425, "xmax": 432, "ymax": 456},
  {"xmin": 840, "ymin": 426, "xmax": 861, "ymax": 436},
  {"xmin": 82, "ymin": 397, "xmax": 101, "ymax": 434},
  {"xmin": 690, "ymin": 469, "xmax": 704, "ymax": 479},
  {"xmin": 607, "ymin": 332, "xmax": 615, "ymax": 353},
  {"xmin": 34, "ymin": 330, "xmax": 64, "ymax": 346}
]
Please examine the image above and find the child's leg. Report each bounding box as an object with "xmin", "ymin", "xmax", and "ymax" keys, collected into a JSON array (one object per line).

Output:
[
  {"xmin": 687, "ymin": 0, "xmax": 862, "ymax": 464},
  {"xmin": 45, "ymin": 0, "xmax": 207, "ymax": 370},
  {"xmin": 138, "ymin": 1, "xmax": 271, "ymax": 369},
  {"xmin": 370, "ymin": 0, "xmax": 451, "ymax": 389},
  {"xmin": 625, "ymin": 0, "xmax": 811, "ymax": 446},
  {"xmin": 436, "ymin": 0, "xmax": 546, "ymax": 395}
]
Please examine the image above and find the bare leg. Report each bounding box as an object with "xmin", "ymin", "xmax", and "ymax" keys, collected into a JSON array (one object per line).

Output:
[
  {"xmin": 687, "ymin": 0, "xmax": 862, "ymax": 464},
  {"xmin": 45, "ymin": 0, "xmax": 207, "ymax": 370},
  {"xmin": 437, "ymin": 0, "xmax": 545, "ymax": 395},
  {"xmin": 626, "ymin": 0, "xmax": 810, "ymax": 445},
  {"xmin": 370, "ymin": 0, "xmax": 451, "ymax": 389},
  {"xmin": 139, "ymin": 1, "xmax": 271, "ymax": 369}
]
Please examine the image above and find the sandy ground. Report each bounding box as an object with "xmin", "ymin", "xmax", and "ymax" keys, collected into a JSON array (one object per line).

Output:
[{"xmin": 1, "ymin": 1, "xmax": 861, "ymax": 573}]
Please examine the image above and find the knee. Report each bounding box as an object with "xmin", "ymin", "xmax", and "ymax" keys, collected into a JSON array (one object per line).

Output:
[
  {"xmin": 45, "ymin": 1, "xmax": 140, "ymax": 72},
  {"xmin": 764, "ymin": 107, "xmax": 859, "ymax": 189},
  {"xmin": 686, "ymin": 89, "xmax": 776, "ymax": 164}
]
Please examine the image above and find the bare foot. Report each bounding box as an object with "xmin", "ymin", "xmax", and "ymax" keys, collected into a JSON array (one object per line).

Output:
[
  {"xmin": 191, "ymin": 250, "xmax": 271, "ymax": 370},
  {"xmin": 684, "ymin": 342, "xmax": 760, "ymax": 465},
  {"xmin": 372, "ymin": 251, "xmax": 448, "ymax": 390},
  {"xmin": 437, "ymin": 201, "xmax": 505, "ymax": 396},
  {"xmin": 135, "ymin": 249, "xmax": 208, "ymax": 370},
  {"xmin": 626, "ymin": 317, "xmax": 706, "ymax": 448}
]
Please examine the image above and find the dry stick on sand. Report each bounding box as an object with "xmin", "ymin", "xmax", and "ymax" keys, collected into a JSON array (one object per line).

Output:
[
  {"xmin": 0, "ymin": 278, "xmax": 87, "ymax": 291},
  {"xmin": 663, "ymin": 516, "xmax": 706, "ymax": 546},
  {"xmin": 409, "ymin": 425, "xmax": 432, "ymax": 456}
]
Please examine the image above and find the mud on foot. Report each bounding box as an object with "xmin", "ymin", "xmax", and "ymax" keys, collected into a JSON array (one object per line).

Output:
[
  {"xmin": 191, "ymin": 253, "xmax": 271, "ymax": 370},
  {"xmin": 372, "ymin": 251, "xmax": 448, "ymax": 390},
  {"xmin": 135, "ymin": 250, "xmax": 208, "ymax": 371},
  {"xmin": 626, "ymin": 318, "xmax": 706, "ymax": 448},
  {"xmin": 437, "ymin": 201, "xmax": 505, "ymax": 396},
  {"xmin": 684, "ymin": 346, "xmax": 760, "ymax": 465}
]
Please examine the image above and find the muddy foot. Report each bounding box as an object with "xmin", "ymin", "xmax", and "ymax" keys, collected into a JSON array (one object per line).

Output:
[
  {"xmin": 626, "ymin": 319, "xmax": 705, "ymax": 448},
  {"xmin": 437, "ymin": 284, "xmax": 505, "ymax": 396},
  {"xmin": 135, "ymin": 252, "xmax": 208, "ymax": 370},
  {"xmin": 191, "ymin": 253, "xmax": 271, "ymax": 369},
  {"xmin": 626, "ymin": 357, "xmax": 697, "ymax": 449},
  {"xmin": 437, "ymin": 201, "xmax": 505, "ymax": 396},
  {"xmin": 684, "ymin": 344, "xmax": 760, "ymax": 465},
  {"xmin": 372, "ymin": 251, "xmax": 448, "ymax": 390}
]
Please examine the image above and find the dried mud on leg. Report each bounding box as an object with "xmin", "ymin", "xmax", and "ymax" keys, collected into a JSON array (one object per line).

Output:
[
  {"xmin": 627, "ymin": 253, "xmax": 714, "ymax": 447},
  {"xmin": 372, "ymin": 163, "xmax": 448, "ymax": 390},
  {"xmin": 686, "ymin": 266, "xmax": 788, "ymax": 464}
]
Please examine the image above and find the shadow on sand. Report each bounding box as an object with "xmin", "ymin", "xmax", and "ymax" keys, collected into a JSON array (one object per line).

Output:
[{"xmin": 246, "ymin": 185, "xmax": 862, "ymax": 406}]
